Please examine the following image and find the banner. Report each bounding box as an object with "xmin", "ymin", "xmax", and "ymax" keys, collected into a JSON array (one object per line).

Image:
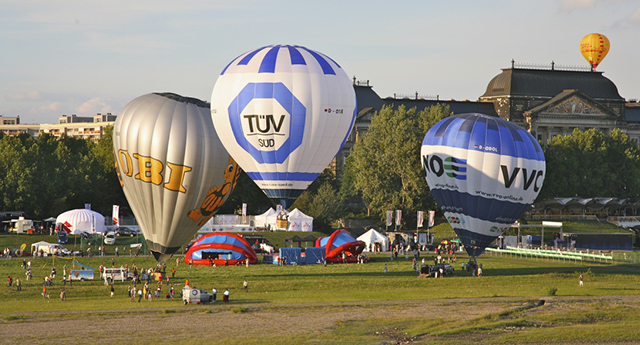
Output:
[
  {"xmin": 395, "ymin": 210, "xmax": 402, "ymax": 226},
  {"xmin": 418, "ymin": 232, "xmax": 427, "ymax": 246},
  {"xmin": 386, "ymin": 211, "xmax": 392, "ymax": 227},
  {"xmin": 417, "ymin": 211, "xmax": 424, "ymax": 228},
  {"xmin": 428, "ymin": 210, "xmax": 435, "ymax": 228},
  {"xmin": 112, "ymin": 205, "xmax": 120, "ymax": 227},
  {"xmin": 85, "ymin": 203, "xmax": 91, "ymax": 210},
  {"xmin": 242, "ymin": 203, "xmax": 247, "ymax": 224}
]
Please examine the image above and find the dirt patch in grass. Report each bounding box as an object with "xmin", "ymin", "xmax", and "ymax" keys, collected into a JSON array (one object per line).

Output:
[{"xmin": 1, "ymin": 295, "xmax": 639, "ymax": 344}]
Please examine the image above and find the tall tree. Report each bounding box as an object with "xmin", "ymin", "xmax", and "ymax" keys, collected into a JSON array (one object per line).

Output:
[{"xmin": 343, "ymin": 104, "xmax": 451, "ymax": 228}]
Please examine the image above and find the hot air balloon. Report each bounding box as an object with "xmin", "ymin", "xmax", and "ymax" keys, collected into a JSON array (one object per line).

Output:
[
  {"xmin": 580, "ymin": 33, "xmax": 610, "ymax": 71},
  {"xmin": 210, "ymin": 45, "xmax": 356, "ymax": 208},
  {"xmin": 113, "ymin": 93, "xmax": 240, "ymax": 263},
  {"xmin": 421, "ymin": 113, "xmax": 545, "ymax": 257}
]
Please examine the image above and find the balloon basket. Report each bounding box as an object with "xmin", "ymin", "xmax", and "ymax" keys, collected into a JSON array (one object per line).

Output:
[{"xmin": 277, "ymin": 220, "xmax": 288, "ymax": 229}]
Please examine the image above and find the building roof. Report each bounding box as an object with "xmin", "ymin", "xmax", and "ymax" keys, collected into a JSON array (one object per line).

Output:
[
  {"xmin": 625, "ymin": 104, "xmax": 640, "ymax": 123},
  {"xmin": 481, "ymin": 68, "xmax": 623, "ymax": 100},
  {"xmin": 355, "ymin": 84, "xmax": 498, "ymax": 116}
]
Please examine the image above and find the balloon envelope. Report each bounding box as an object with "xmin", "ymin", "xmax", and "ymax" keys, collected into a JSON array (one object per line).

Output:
[
  {"xmin": 579, "ymin": 33, "xmax": 610, "ymax": 70},
  {"xmin": 113, "ymin": 93, "xmax": 240, "ymax": 263},
  {"xmin": 210, "ymin": 45, "xmax": 356, "ymax": 207},
  {"xmin": 421, "ymin": 113, "xmax": 545, "ymax": 257}
]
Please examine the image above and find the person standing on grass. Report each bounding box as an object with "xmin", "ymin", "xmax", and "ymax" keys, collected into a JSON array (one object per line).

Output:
[
  {"xmin": 138, "ymin": 288, "xmax": 143, "ymax": 302},
  {"xmin": 579, "ymin": 274, "xmax": 584, "ymax": 287},
  {"xmin": 212, "ymin": 287, "xmax": 217, "ymax": 302},
  {"xmin": 243, "ymin": 280, "xmax": 248, "ymax": 292},
  {"xmin": 223, "ymin": 289, "xmax": 230, "ymax": 303},
  {"xmin": 16, "ymin": 278, "xmax": 21, "ymax": 291},
  {"xmin": 110, "ymin": 284, "xmax": 115, "ymax": 298}
]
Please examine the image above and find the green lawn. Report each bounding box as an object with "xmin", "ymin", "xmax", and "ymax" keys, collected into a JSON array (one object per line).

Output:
[{"xmin": 1, "ymin": 230, "xmax": 640, "ymax": 344}]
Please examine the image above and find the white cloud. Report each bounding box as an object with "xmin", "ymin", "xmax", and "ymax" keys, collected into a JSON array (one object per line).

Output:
[
  {"xmin": 36, "ymin": 102, "xmax": 60, "ymax": 113},
  {"xmin": 75, "ymin": 97, "xmax": 112, "ymax": 115},
  {"xmin": 630, "ymin": 7, "xmax": 640, "ymax": 24},
  {"xmin": 561, "ymin": 0, "xmax": 598, "ymax": 10},
  {"xmin": 6, "ymin": 91, "xmax": 41, "ymax": 101}
]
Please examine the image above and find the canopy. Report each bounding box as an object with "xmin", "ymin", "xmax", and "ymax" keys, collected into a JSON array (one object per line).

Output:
[
  {"xmin": 357, "ymin": 229, "xmax": 389, "ymax": 252},
  {"xmin": 288, "ymin": 208, "xmax": 313, "ymax": 232},
  {"xmin": 56, "ymin": 209, "xmax": 106, "ymax": 234},
  {"xmin": 185, "ymin": 232, "xmax": 257, "ymax": 265},
  {"xmin": 254, "ymin": 208, "xmax": 279, "ymax": 230},
  {"xmin": 316, "ymin": 229, "xmax": 365, "ymax": 263}
]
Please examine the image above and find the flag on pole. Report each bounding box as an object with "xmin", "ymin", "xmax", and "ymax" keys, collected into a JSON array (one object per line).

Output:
[
  {"xmin": 428, "ymin": 210, "xmax": 435, "ymax": 228},
  {"xmin": 386, "ymin": 211, "xmax": 392, "ymax": 227},
  {"xmin": 395, "ymin": 210, "xmax": 402, "ymax": 226},
  {"xmin": 242, "ymin": 203, "xmax": 247, "ymax": 224},
  {"xmin": 85, "ymin": 203, "xmax": 91, "ymax": 210},
  {"xmin": 112, "ymin": 205, "xmax": 120, "ymax": 228},
  {"xmin": 417, "ymin": 211, "xmax": 424, "ymax": 228}
]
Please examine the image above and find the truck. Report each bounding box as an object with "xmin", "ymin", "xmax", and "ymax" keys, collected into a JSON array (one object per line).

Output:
[{"xmin": 10, "ymin": 217, "xmax": 34, "ymax": 234}]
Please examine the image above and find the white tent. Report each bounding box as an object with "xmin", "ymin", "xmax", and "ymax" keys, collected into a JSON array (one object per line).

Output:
[
  {"xmin": 287, "ymin": 208, "xmax": 313, "ymax": 232},
  {"xmin": 357, "ymin": 228, "xmax": 390, "ymax": 252},
  {"xmin": 254, "ymin": 208, "xmax": 278, "ymax": 230},
  {"xmin": 56, "ymin": 209, "xmax": 106, "ymax": 234}
]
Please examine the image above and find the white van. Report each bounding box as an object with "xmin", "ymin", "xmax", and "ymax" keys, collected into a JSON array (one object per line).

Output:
[
  {"xmin": 104, "ymin": 232, "xmax": 117, "ymax": 245},
  {"xmin": 102, "ymin": 267, "xmax": 132, "ymax": 282}
]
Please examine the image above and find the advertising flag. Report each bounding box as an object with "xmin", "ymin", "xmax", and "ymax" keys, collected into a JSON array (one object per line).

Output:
[
  {"xmin": 417, "ymin": 211, "xmax": 424, "ymax": 228},
  {"xmin": 395, "ymin": 210, "xmax": 402, "ymax": 226},
  {"xmin": 386, "ymin": 211, "xmax": 392, "ymax": 227}
]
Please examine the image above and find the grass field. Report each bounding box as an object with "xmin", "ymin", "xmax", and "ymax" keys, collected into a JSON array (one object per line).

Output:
[{"xmin": 1, "ymin": 234, "xmax": 640, "ymax": 344}]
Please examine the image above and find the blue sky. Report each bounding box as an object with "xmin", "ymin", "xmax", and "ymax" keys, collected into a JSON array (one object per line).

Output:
[{"xmin": 2, "ymin": 0, "xmax": 639, "ymax": 124}]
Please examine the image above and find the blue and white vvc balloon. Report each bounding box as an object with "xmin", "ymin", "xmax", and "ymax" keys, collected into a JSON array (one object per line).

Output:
[
  {"xmin": 210, "ymin": 45, "xmax": 356, "ymax": 208},
  {"xmin": 421, "ymin": 113, "xmax": 545, "ymax": 257}
]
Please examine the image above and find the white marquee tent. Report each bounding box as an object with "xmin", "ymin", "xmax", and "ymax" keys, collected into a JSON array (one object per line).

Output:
[
  {"xmin": 56, "ymin": 209, "xmax": 106, "ymax": 234},
  {"xmin": 357, "ymin": 228, "xmax": 390, "ymax": 252},
  {"xmin": 287, "ymin": 208, "xmax": 313, "ymax": 232}
]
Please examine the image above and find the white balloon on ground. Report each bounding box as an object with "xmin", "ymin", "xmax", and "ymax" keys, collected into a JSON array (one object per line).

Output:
[{"xmin": 112, "ymin": 93, "xmax": 240, "ymax": 263}]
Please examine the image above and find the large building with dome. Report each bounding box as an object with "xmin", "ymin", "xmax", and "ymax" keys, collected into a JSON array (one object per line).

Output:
[{"xmin": 336, "ymin": 62, "xmax": 640, "ymax": 177}]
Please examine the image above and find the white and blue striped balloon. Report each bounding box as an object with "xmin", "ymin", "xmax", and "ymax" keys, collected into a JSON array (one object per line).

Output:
[
  {"xmin": 421, "ymin": 113, "xmax": 546, "ymax": 257},
  {"xmin": 210, "ymin": 45, "xmax": 356, "ymax": 207}
]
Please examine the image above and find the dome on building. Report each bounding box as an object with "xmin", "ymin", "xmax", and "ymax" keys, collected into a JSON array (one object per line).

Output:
[{"xmin": 481, "ymin": 68, "xmax": 623, "ymax": 101}]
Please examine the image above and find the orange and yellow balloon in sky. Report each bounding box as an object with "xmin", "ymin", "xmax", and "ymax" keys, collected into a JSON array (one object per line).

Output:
[{"xmin": 579, "ymin": 33, "xmax": 610, "ymax": 70}]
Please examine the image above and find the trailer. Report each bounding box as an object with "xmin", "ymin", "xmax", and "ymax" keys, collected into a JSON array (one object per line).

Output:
[
  {"xmin": 10, "ymin": 217, "xmax": 34, "ymax": 234},
  {"xmin": 69, "ymin": 261, "xmax": 94, "ymax": 281}
]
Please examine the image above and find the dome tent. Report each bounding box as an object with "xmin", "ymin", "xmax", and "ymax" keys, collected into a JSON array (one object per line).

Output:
[
  {"xmin": 316, "ymin": 229, "xmax": 365, "ymax": 263},
  {"xmin": 185, "ymin": 232, "xmax": 258, "ymax": 266},
  {"xmin": 56, "ymin": 209, "xmax": 106, "ymax": 234}
]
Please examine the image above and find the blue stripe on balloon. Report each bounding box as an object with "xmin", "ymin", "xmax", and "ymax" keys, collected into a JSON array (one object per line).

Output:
[
  {"xmin": 430, "ymin": 188, "xmax": 531, "ymax": 224},
  {"xmin": 424, "ymin": 113, "xmax": 544, "ymax": 161},
  {"xmin": 287, "ymin": 46, "xmax": 306, "ymax": 65},
  {"xmin": 259, "ymin": 46, "xmax": 281, "ymax": 73},
  {"xmin": 246, "ymin": 172, "xmax": 319, "ymax": 181},
  {"xmin": 238, "ymin": 46, "xmax": 267, "ymax": 65},
  {"xmin": 299, "ymin": 46, "xmax": 335, "ymax": 75},
  {"xmin": 453, "ymin": 227, "xmax": 495, "ymax": 257}
]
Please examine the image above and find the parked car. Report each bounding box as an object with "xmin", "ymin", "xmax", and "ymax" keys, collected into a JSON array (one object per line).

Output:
[
  {"xmin": 104, "ymin": 231, "xmax": 117, "ymax": 245},
  {"xmin": 182, "ymin": 287, "xmax": 214, "ymax": 304},
  {"xmin": 422, "ymin": 263, "xmax": 455, "ymax": 277},
  {"xmin": 116, "ymin": 227, "xmax": 136, "ymax": 237}
]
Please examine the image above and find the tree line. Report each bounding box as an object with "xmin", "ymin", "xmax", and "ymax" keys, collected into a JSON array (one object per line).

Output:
[{"xmin": 3, "ymin": 107, "xmax": 639, "ymax": 231}]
